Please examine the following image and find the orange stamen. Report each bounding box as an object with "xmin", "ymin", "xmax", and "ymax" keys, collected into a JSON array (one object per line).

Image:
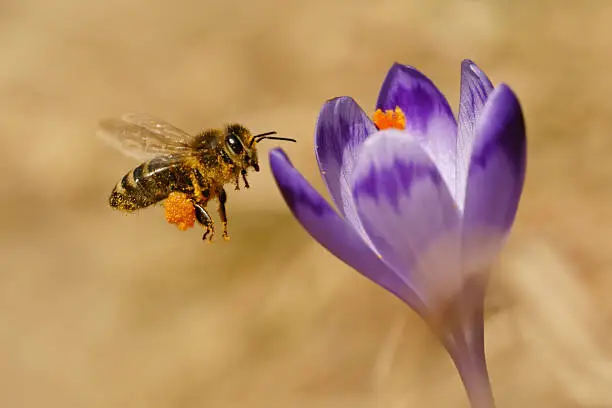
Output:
[
  {"xmin": 372, "ymin": 106, "xmax": 406, "ymax": 130},
  {"xmin": 164, "ymin": 192, "xmax": 196, "ymax": 231}
]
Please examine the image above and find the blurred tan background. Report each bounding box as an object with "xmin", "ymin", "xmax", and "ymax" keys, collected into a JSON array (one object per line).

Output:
[{"xmin": 1, "ymin": 0, "xmax": 612, "ymax": 407}]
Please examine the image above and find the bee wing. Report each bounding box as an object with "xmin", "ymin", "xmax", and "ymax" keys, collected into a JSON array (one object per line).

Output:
[{"xmin": 97, "ymin": 113, "xmax": 195, "ymax": 161}]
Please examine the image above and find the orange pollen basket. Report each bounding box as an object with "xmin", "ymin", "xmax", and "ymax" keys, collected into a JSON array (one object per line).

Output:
[
  {"xmin": 372, "ymin": 106, "xmax": 406, "ymax": 130},
  {"xmin": 164, "ymin": 192, "xmax": 196, "ymax": 231}
]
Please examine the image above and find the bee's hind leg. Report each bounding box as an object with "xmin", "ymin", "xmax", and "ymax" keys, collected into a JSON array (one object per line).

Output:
[
  {"xmin": 217, "ymin": 188, "xmax": 230, "ymax": 241},
  {"xmin": 193, "ymin": 201, "xmax": 214, "ymax": 242}
]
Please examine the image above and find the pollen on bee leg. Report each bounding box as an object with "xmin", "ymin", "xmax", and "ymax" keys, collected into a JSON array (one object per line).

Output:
[
  {"xmin": 164, "ymin": 192, "xmax": 196, "ymax": 231},
  {"xmin": 372, "ymin": 106, "xmax": 406, "ymax": 130}
]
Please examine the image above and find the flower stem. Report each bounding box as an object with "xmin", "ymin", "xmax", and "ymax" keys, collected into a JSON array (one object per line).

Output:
[
  {"xmin": 447, "ymin": 331, "xmax": 496, "ymax": 408},
  {"xmin": 454, "ymin": 353, "xmax": 495, "ymax": 408}
]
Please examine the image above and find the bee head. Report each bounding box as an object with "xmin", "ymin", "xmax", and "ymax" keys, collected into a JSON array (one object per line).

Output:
[
  {"xmin": 224, "ymin": 124, "xmax": 259, "ymax": 172},
  {"xmin": 224, "ymin": 125, "xmax": 296, "ymax": 173}
]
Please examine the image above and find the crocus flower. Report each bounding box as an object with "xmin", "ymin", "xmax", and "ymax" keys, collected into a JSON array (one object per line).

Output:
[{"xmin": 269, "ymin": 60, "xmax": 526, "ymax": 407}]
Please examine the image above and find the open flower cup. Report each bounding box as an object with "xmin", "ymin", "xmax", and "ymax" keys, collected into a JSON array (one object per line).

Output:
[{"xmin": 270, "ymin": 60, "xmax": 526, "ymax": 407}]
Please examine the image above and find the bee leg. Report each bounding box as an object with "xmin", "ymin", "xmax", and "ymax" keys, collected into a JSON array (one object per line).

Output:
[
  {"xmin": 193, "ymin": 201, "xmax": 214, "ymax": 241},
  {"xmin": 241, "ymin": 169, "xmax": 250, "ymax": 189},
  {"xmin": 234, "ymin": 173, "xmax": 240, "ymax": 191},
  {"xmin": 190, "ymin": 171, "xmax": 203, "ymax": 197},
  {"xmin": 217, "ymin": 188, "xmax": 230, "ymax": 241}
]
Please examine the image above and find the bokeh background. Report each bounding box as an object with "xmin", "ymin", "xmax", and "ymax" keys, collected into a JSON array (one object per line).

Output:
[{"xmin": 2, "ymin": 0, "xmax": 612, "ymax": 406}]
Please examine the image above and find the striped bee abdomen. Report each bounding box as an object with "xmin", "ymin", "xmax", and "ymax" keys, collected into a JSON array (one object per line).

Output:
[{"xmin": 109, "ymin": 156, "xmax": 194, "ymax": 212}]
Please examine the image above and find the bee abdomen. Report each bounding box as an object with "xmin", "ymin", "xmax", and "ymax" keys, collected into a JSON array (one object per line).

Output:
[
  {"xmin": 110, "ymin": 160, "xmax": 193, "ymax": 212},
  {"xmin": 110, "ymin": 162, "xmax": 161, "ymax": 211}
]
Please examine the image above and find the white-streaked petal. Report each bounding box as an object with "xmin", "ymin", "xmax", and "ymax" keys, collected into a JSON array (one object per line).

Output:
[
  {"xmin": 456, "ymin": 59, "xmax": 495, "ymax": 208},
  {"xmin": 376, "ymin": 63, "xmax": 459, "ymax": 198},
  {"xmin": 462, "ymin": 84, "xmax": 526, "ymax": 274},
  {"xmin": 315, "ymin": 96, "xmax": 379, "ymax": 245},
  {"xmin": 269, "ymin": 148, "xmax": 425, "ymax": 312},
  {"xmin": 351, "ymin": 130, "xmax": 464, "ymax": 308}
]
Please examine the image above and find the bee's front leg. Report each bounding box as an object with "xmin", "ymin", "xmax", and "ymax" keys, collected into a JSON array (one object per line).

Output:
[
  {"xmin": 234, "ymin": 173, "xmax": 241, "ymax": 191},
  {"xmin": 192, "ymin": 201, "xmax": 214, "ymax": 242},
  {"xmin": 241, "ymin": 169, "xmax": 250, "ymax": 189},
  {"xmin": 216, "ymin": 188, "xmax": 230, "ymax": 241}
]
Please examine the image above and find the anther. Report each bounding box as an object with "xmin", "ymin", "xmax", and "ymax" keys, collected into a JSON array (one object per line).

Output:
[{"xmin": 372, "ymin": 106, "xmax": 406, "ymax": 130}]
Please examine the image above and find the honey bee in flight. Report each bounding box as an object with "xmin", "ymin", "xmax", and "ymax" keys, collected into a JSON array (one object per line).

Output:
[{"xmin": 97, "ymin": 113, "xmax": 296, "ymax": 241}]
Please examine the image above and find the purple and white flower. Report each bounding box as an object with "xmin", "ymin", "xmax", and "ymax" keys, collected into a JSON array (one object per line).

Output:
[{"xmin": 269, "ymin": 60, "xmax": 526, "ymax": 407}]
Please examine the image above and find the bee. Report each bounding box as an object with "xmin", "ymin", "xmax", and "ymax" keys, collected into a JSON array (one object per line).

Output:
[{"xmin": 97, "ymin": 113, "xmax": 296, "ymax": 241}]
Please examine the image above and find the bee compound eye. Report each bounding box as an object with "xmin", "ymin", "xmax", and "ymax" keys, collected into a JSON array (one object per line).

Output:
[{"xmin": 226, "ymin": 136, "xmax": 244, "ymax": 155}]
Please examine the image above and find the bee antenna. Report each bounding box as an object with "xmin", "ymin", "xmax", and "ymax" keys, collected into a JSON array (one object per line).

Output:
[
  {"xmin": 249, "ymin": 131, "xmax": 296, "ymax": 147},
  {"xmin": 254, "ymin": 131, "xmax": 278, "ymax": 139},
  {"xmin": 257, "ymin": 136, "xmax": 297, "ymax": 144},
  {"xmin": 250, "ymin": 132, "xmax": 273, "ymax": 148}
]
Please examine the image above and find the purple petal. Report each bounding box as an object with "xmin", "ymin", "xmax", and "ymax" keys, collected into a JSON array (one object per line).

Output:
[
  {"xmin": 462, "ymin": 84, "xmax": 526, "ymax": 272},
  {"xmin": 315, "ymin": 96, "xmax": 378, "ymax": 243},
  {"xmin": 376, "ymin": 63, "xmax": 458, "ymax": 196},
  {"xmin": 456, "ymin": 59, "xmax": 495, "ymax": 208},
  {"xmin": 351, "ymin": 130, "xmax": 463, "ymax": 307},
  {"xmin": 376, "ymin": 63, "xmax": 456, "ymax": 136},
  {"xmin": 269, "ymin": 148, "xmax": 424, "ymax": 312}
]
